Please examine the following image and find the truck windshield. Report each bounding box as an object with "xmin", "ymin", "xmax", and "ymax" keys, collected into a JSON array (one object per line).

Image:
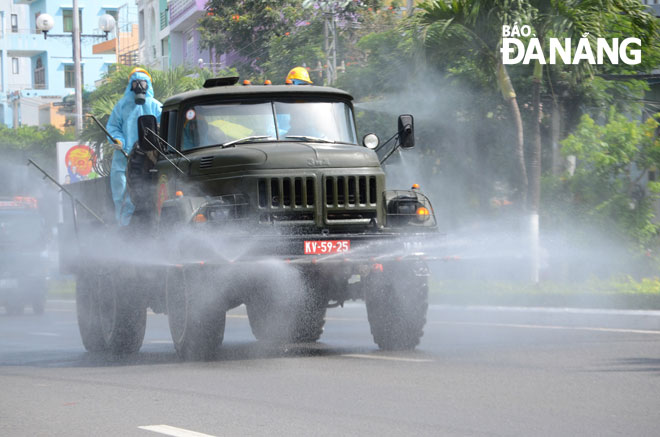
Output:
[{"xmin": 181, "ymin": 100, "xmax": 357, "ymax": 151}]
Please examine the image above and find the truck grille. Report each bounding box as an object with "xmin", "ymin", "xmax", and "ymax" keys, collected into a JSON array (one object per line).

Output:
[
  {"xmin": 325, "ymin": 175, "xmax": 377, "ymax": 207},
  {"xmin": 257, "ymin": 174, "xmax": 380, "ymax": 226},
  {"xmin": 258, "ymin": 177, "xmax": 315, "ymax": 208}
]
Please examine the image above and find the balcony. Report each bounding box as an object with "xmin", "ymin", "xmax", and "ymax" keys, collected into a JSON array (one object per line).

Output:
[
  {"xmin": 4, "ymin": 28, "xmax": 48, "ymax": 57},
  {"xmin": 168, "ymin": 0, "xmax": 206, "ymax": 29},
  {"xmin": 160, "ymin": 9, "xmax": 169, "ymax": 30}
]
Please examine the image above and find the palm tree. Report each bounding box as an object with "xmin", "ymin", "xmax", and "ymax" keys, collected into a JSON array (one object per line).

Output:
[
  {"xmin": 419, "ymin": 0, "xmax": 532, "ymax": 207},
  {"xmin": 526, "ymin": 0, "xmax": 657, "ymax": 214}
]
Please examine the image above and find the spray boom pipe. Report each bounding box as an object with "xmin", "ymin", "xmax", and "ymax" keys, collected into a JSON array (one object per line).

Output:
[
  {"xmin": 26, "ymin": 159, "xmax": 106, "ymax": 228},
  {"xmin": 145, "ymin": 127, "xmax": 190, "ymax": 162},
  {"xmin": 142, "ymin": 135, "xmax": 185, "ymax": 175},
  {"xmin": 88, "ymin": 115, "xmax": 128, "ymax": 158}
]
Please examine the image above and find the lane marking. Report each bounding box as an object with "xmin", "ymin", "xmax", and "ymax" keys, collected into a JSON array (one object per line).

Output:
[
  {"xmin": 431, "ymin": 321, "xmax": 660, "ymax": 335},
  {"xmin": 341, "ymin": 354, "xmax": 433, "ymax": 363},
  {"xmin": 138, "ymin": 425, "xmax": 217, "ymax": 437},
  {"xmin": 145, "ymin": 340, "xmax": 173, "ymax": 344},
  {"xmin": 29, "ymin": 332, "xmax": 60, "ymax": 337},
  {"xmin": 226, "ymin": 314, "xmax": 248, "ymax": 319}
]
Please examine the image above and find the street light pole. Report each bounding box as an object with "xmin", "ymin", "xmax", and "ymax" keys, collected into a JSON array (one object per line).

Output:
[
  {"xmin": 36, "ymin": 11, "xmax": 114, "ymax": 134},
  {"xmin": 72, "ymin": 0, "xmax": 83, "ymax": 134}
]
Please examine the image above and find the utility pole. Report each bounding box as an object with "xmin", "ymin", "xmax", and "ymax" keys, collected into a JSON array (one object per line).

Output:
[
  {"xmin": 12, "ymin": 94, "xmax": 19, "ymax": 128},
  {"xmin": 72, "ymin": 0, "xmax": 83, "ymax": 134},
  {"xmin": 323, "ymin": 14, "xmax": 337, "ymax": 85}
]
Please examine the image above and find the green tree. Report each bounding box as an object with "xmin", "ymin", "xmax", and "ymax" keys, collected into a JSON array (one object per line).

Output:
[
  {"xmin": 525, "ymin": 0, "xmax": 659, "ymax": 215},
  {"xmin": 199, "ymin": 0, "xmax": 303, "ymax": 77},
  {"xmin": 559, "ymin": 109, "xmax": 660, "ymax": 247},
  {"xmin": 419, "ymin": 0, "xmax": 532, "ymax": 207},
  {"xmin": 0, "ymin": 124, "xmax": 73, "ymax": 171}
]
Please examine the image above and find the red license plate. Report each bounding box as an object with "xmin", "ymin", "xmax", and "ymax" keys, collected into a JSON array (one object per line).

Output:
[{"xmin": 304, "ymin": 240, "xmax": 350, "ymax": 255}]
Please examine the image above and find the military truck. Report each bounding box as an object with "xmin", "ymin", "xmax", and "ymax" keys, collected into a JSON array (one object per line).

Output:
[
  {"xmin": 58, "ymin": 78, "xmax": 437, "ymax": 360},
  {"xmin": 0, "ymin": 196, "xmax": 48, "ymax": 315}
]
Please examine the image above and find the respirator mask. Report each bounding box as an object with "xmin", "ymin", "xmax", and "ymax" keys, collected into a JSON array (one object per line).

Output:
[{"xmin": 131, "ymin": 79, "xmax": 148, "ymax": 105}]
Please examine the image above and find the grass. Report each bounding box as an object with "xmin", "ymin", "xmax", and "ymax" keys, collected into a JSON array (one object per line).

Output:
[
  {"xmin": 47, "ymin": 274, "xmax": 660, "ymax": 310},
  {"xmin": 429, "ymin": 276, "xmax": 660, "ymax": 309},
  {"xmin": 47, "ymin": 277, "xmax": 75, "ymax": 298}
]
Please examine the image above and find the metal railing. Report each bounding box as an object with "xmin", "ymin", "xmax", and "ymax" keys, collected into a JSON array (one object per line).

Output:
[
  {"xmin": 168, "ymin": 0, "xmax": 197, "ymax": 23},
  {"xmin": 119, "ymin": 49, "xmax": 139, "ymax": 66},
  {"xmin": 2, "ymin": 27, "xmax": 40, "ymax": 35}
]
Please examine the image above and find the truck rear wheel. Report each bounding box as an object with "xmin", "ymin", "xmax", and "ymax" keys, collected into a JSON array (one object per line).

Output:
[
  {"xmin": 97, "ymin": 270, "xmax": 147, "ymax": 355},
  {"xmin": 76, "ymin": 269, "xmax": 147, "ymax": 354},
  {"xmin": 76, "ymin": 272, "xmax": 107, "ymax": 352},
  {"xmin": 365, "ymin": 261, "xmax": 429, "ymax": 351},
  {"xmin": 166, "ymin": 266, "xmax": 226, "ymax": 361}
]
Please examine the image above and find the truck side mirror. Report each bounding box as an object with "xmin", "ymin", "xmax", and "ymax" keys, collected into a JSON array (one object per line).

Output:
[
  {"xmin": 398, "ymin": 114, "xmax": 414, "ymax": 149},
  {"xmin": 137, "ymin": 115, "xmax": 160, "ymax": 152}
]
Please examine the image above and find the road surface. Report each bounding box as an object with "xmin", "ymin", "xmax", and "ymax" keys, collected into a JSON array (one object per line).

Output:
[{"xmin": 1, "ymin": 300, "xmax": 659, "ymax": 436}]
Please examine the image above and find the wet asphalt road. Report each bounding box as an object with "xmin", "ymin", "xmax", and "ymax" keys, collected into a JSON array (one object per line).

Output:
[{"xmin": 1, "ymin": 299, "xmax": 659, "ymax": 436}]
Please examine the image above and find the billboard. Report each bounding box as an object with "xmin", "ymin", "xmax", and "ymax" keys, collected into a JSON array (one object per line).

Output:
[{"xmin": 56, "ymin": 142, "xmax": 99, "ymax": 185}]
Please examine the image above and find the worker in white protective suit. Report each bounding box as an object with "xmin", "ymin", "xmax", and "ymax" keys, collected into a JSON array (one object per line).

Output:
[{"xmin": 106, "ymin": 68, "xmax": 162, "ymax": 225}]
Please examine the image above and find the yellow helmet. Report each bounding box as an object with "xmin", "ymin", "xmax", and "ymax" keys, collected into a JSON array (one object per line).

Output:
[
  {"xmin": 286, "ymin": 67, "xmax": 312, "ymax": 84},
  {"xmin": 129, "ymin": 67, "xmax": 152, "ymax": 81}
]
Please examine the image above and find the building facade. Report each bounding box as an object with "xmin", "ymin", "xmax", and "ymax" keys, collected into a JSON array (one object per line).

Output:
[
  {"xmin": 136, "ymin": 0, "xmax": 215, "ymax": 71},
  {"xmin": 0, "ymin": 0, "xmax": 125, "ymax": 128}
]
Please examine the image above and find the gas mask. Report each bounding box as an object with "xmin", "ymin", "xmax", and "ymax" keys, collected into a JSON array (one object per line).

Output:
[{"xmin": 131, "ymin": 79, "xmax": 148, "ymax": 105}]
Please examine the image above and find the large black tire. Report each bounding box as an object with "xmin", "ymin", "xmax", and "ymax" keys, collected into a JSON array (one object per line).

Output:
[
  {"xmin": 28, "ymin": 278, "xmax": 47, "ymax": 315},
  {"xmin": 6, "ymin": 298, "xmax": 24, "ymax": 316},
  {"xmin": 32, "ymin": 295, "xmax": 45, "ymax": 315},
  {"xmin": 365, "ymin": 261, "xmax": 429, "ymax": 351},
  {"xmin": 76, "ymin": 269, "xmax": 147, "ymax": 354},
  {"xmin": 76, "ymin": 272, "xmax": 107, "ymax": 352},
  {"xmin": 166, "ymin": 266, "xmax": 226, "ymax": 361},
  {"xmin": 246, "ymin": 268, "xmax": 327, "ymax": 343},
  {"xmin": 97, "ymin": 269, "xmax": 147, "ymax": 355}
]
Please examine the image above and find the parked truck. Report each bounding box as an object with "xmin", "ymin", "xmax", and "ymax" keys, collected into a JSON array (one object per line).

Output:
[
  {"xmin": 52, "ymin": 78, "xmax": 437, "ymax": 360},
  {"xmin": 0, "ymin": 196, "xmax": 48, "ymax": 315}
]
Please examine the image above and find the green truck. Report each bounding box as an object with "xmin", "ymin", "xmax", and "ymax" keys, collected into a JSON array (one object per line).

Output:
[{"xmin": 60, "ymin": 78, "xmax": 437, "ymax": 360}]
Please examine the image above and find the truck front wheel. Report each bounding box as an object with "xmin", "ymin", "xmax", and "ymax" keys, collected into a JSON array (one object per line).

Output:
[
  {"xmin": 365, "ymin": 261, "xmax": 429, "ymax": 351},
  {"xmin": 246, "ymin": 268, "xmax": 327, "ymax": 343},
  {"xmin": 166, "ymin": 266, "xmax": 226, "ymax": 361}
]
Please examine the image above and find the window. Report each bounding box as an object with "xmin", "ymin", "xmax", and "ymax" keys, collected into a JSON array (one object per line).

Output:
[
  {"xmin": 11, "ymin": 58, "xmax": 19, "ymax": 75},
  {"xmin": 64, "ymin": 64, "xmax": 83, "ymax": 88},
  {"xmin": 105, "ymin": 9, "xmax": 118, "ymax": 22},
  {"xmin": 11, "ymin": 14, "xmax": 18, "ymax": 33},
  {"xmin": 163, "ymin": 111, "xmax": 178, "ymax": 150},
  {"xmin": 62, "ymin": 9, "xmax": 83, "ymax": 33},
  {"xmin": 34, "ymin": 58, "xmax": 45, "ymax": 89}
]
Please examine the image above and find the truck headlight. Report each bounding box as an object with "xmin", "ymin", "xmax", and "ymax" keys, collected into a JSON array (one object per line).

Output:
[{"xmin": 384, "ymin": 190, "xmax": 436, "ymax": 228}]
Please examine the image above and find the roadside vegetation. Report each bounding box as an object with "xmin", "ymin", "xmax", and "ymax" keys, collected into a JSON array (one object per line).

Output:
[{"xmin": 3, "ymin": 1, "xmax": 660, "ymax": 307}]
